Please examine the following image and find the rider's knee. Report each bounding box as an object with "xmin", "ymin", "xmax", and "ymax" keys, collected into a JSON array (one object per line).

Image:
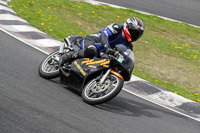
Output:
[{"xmin": 84, "ymin": 45, "xmax": 98, "ymax": 58}]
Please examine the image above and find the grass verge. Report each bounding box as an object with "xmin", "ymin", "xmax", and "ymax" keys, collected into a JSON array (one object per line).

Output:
[{"xmin": 9, "ymin": 0, "xmax": 200, "ymax": 103}]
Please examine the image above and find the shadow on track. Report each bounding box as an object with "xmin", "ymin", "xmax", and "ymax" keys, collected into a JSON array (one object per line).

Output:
[{"xmin": 95, "ymin": 96, "xmax": 184, "ymax": 119}]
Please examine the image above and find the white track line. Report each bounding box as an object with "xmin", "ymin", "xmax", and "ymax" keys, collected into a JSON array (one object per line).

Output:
[{"xmin": 27, "ymin": 39, "xmax": 62, "ymax": 47}]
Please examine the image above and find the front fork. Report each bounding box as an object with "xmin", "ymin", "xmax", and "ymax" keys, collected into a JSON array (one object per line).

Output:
[
  {"xmin": 99, "ymin": 69, "xmax": 112, "ymax": 85},
  {"xmin": 99, "ymin": 69, "xmax": 124, "ymax": 85}
]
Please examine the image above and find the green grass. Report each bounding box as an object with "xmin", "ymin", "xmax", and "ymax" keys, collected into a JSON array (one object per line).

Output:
[{"xmin": 9, "ymin": 0, "xmax": 200, "ymax": 103}]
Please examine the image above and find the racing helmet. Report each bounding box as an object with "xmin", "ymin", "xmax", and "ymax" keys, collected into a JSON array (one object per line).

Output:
[{"xmin": 123, "ymin": 17, "xmax": 145, "ymax": 42}]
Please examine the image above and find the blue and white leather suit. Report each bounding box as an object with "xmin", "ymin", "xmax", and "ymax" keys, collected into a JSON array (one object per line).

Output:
[{"xmin": 79, "ymin": 23, "xmax": 133, "ymax": 57}]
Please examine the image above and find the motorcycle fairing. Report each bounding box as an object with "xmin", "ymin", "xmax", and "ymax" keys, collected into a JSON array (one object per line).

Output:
[
  {"xmin": 59, "ymin": 68, "xmax": 83, "ymax": 91},
  {"xmin": 60, "ymin": 58, "xmax": 110, "ymax": 91},
  {"xmin": 71, "ymin": 58, "xmax": 110, "ymax": 79}
]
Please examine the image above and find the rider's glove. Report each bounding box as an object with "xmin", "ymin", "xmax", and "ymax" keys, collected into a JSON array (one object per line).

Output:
[{"xmin": 106, "ymin": 48, "xmax": 115, "ymax": 55}]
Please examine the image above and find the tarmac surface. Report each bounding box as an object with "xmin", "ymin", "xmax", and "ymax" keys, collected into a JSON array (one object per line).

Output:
[{"xmin": 96, "ymin": 0, "xmax": 200, "ymax": 26}]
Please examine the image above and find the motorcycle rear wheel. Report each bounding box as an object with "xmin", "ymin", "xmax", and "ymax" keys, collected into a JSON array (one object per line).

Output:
[
  {"xmin": 38, "ymin": 50, "xmax": 60, "ymax": 79},
  {"xmin": 82, "ymin": 74, "xmax": 124, "ymax": 105}
]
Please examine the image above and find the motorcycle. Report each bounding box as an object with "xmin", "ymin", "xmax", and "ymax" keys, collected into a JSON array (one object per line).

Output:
[{"xmin": 38, "ymin": 35, "xmax": 135, "ymax": 105}]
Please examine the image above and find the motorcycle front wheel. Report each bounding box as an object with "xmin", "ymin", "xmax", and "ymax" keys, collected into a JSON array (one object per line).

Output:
[
  {"xmin": 82, "ymin": 74, "xmax": 124, "ymax": 105},
  {"xmin": 38, "ymin": 50, "xmax": 60, "ymax": 79}
]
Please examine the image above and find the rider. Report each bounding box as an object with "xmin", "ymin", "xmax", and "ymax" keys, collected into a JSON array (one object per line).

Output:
[{"xmin": 60, "ymin": 17, "xmax": 145, "ymax": 65}]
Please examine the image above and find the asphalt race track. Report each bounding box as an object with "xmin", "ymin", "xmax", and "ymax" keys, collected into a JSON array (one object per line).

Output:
[
  {"xmin": 97, "ymin": 0, "xmax": 200, "ymax": 26},
  {"xmin": 0, "ymin": 29, "xmax": 200, "ymax": 132}
]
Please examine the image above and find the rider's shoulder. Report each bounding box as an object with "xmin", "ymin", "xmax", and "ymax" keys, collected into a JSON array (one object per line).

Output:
[{"xmin": 107, "ymin": 23, "xmax": 123, "ymax": 31}]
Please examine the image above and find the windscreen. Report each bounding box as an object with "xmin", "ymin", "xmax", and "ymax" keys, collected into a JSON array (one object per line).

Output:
[
  {"xmin": 115, "ymin": 44, "xmax": 134, "ymax": 63},
  {"xmin": 115, "ymin": 44, "xmax": 135, "ymax": 80}
]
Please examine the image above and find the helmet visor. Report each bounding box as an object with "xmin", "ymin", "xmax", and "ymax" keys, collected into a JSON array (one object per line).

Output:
[{"xmin": 129, "ymin": 29, "xmax": 140, "ymax": 41}]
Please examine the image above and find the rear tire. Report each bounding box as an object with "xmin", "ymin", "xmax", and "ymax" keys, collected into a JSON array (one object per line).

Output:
[
  {"xmin": 82, "ymin": 74, "xmax": 124, "ymax": 105},
  {"xmin": 38, "ymin": 51, "xmax": 60, "ymax": 79}
]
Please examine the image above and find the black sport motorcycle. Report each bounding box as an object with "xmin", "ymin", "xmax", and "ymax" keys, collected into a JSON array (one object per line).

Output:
[{"xmin": 38, "ymin": 35, "xmax": 135, "ymax": 105}]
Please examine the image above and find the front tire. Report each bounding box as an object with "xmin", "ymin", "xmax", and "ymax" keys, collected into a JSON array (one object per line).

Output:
[
  {"xmin": 82, "ymin": 74, "xmax": 124, "ymax": 105},
  {"xmin": 38, "ymin": 51, "xmax": 60, "ymax": 79}
]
